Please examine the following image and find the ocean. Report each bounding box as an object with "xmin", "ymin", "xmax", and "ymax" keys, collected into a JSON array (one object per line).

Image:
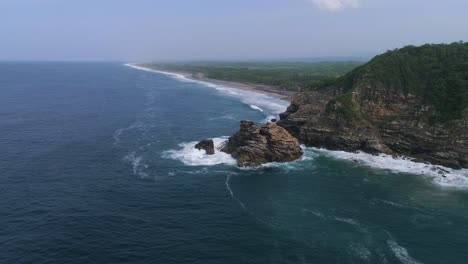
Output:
[{"xmin": 1, "ymin": 62, "xmax": 468, "ymax": 264}]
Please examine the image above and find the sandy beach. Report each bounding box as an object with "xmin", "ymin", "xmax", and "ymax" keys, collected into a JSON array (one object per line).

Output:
[{"xmin": 126, "ymin": 63, "xmax": 294, "ymax": 101}]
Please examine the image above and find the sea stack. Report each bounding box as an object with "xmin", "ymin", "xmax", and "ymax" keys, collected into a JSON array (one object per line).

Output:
[
  {"xmin": 221, "ymin": 120, "xmax": 303, "ymax": 167},
  {"xmin": 195, "ymin": 139, "xmax": 215, "ymax": 155}
]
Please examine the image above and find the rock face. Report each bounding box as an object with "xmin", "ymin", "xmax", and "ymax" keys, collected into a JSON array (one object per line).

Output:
[
  {"xmin": 195, "ymin": 139, "xmax": 215, "ymax": 155},
  {"xmin": 277, "ymin": 42, "xmax": 468, "ymax": 169},
  {"xmin": 278, "ymin": 87, "xmax": 468, "ymax": 169},
  {"xmin": 221, "ymin": 120, "xmax": 303, "ymax": 167}
]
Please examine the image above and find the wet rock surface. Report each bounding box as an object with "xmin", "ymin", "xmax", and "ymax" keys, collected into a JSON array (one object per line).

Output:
[{"xmin": 195, "ymin": 139, "xmax": 215, "ymax": 155}]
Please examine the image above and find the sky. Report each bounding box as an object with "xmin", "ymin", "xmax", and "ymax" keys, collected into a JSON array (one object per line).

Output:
[{"xmin": 0, "ymin": 0, "xmax": 467, "ymax": 62}]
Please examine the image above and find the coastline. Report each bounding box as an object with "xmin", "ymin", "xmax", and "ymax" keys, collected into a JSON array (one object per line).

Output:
[
  {"xmin": 127, "ymin": 63, "xmax": 468, "ymax": 187},
  {"xmin": 125, "ymin": 63, "xmax": 294, "ymax": 101}
]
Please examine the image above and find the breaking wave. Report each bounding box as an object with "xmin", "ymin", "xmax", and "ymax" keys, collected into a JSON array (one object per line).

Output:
[
  {"xmin": 162, "ymin": 137, "xmax": 236, "ymax": 166},
  {"xmin": 126, "ymin": 63, "xmax": 289, "ymax": 117},
  {"xmin": 308, "ymin": 148, "xmax": 468, "ymax": 189},
  {"xmin": 249, "ymin": 105, "xmax": 264, "ymax": 112}
]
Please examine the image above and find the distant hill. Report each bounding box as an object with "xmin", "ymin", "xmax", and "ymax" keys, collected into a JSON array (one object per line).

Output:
[{"xmin": 278, "ymin": 42, "xmax": 468, "ymax": 168}]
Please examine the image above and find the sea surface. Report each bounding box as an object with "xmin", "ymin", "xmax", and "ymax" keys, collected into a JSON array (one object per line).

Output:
[{"xmin": 1, "ymin": 62, "xmax": 468, "ymax": 264}]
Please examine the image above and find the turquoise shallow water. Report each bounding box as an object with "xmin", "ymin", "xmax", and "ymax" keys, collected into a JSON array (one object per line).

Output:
[{"xmin": 1, "ymin": 62, "xmax": 468, "ymax": 264}]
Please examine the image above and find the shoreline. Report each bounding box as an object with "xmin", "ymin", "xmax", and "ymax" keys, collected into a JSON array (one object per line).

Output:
[
  {"xmin": 126, "ymin": 63, "xmax": 294, "ymax": 101},
  {"xmin": 127, "ymin": 63, "xmax": 468, "ymax": 185}
]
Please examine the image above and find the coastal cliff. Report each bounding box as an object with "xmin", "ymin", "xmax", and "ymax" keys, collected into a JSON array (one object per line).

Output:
[{"xmin": 278, "ymin": 43, "xmax": 468, "ymax": 169}]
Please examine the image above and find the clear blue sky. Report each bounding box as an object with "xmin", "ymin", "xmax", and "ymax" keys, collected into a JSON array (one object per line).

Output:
[{"xmin": 1, "ymin": 0, "xmax": 467, "ymax": 61}]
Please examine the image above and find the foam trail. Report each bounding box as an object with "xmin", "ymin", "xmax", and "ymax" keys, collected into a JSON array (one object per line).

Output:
[
  {"xmin": 162, "ymin": 137, "xmax": 236, "ymax": 166},
  {"xmin": 124, "ymin": 151, "xmax": 149, "ymax": 177},
  {"xmin": 307, "ymin": 148, "xmax": 468, "ymax": 189},
  {"xmin": 387, "ymin": 240, "xmax": 422, "ymax": 264},
  {"xmin": 113, "ymin": 122, "xmax": 144, "ymax": 145},
  {"xmin": 347, "ymin": 243, "xmax": 372, "ymax": 262},
  {"xmin": 334, "ymin": 217, "xmax": 361, "ymax": 227},
  {"xmin": 301, "ymin": 208, "xmax": 326, "ymax": 219},
  {"xmin": 225, "ymin": 175, "xmax": 285, "ymax": 231},
  {"xmin": 208, "ymin": 114, "xmax": 236, "ymax": 121},
  {"xmin": 225, "ymin": 175, "xmax": 246, "ymax": 209}
]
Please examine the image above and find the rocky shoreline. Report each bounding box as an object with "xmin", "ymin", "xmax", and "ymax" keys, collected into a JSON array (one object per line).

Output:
[
  {"xmin": 196, "ymin": 120, "xmax": 303, "ymax": 167},
  {"xmin": 136, "ymin": 44, "xmax": 468, "ymax": 170},
  {"xmin": 277, "ymin": 90, "xmax": 468, "ymax": 169},
  {"xmin": 276, "ymin": 46, "xmax": 468, "ymax": 170}
]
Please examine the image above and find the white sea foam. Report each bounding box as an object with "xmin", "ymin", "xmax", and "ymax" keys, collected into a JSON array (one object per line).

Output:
[
  {"xmin": 124, "ymin": 151, "xmax": 149, "ymax": 177},
  {"xmin": 370, "ymin": 199, "xmax": 430, "ymax": 214},
  {"xmin": 249, "ymin": 105, "xmax": 264, "ymax": 112},
  {"xmin": 301, "ymin": 208, "xmax": 326, "ymax": 219},
  {"xmin": 387, "ymin": 240, "xmax": 422, "ymax": 264},
  {"xmin": 263, "ymin": 115, "xmax": 277, "ymax": 123},
  {"xmin": 308, "ymin": 148, "xmax": 468, "ymax": 189},
  {"xmin": 371, "ymin": 199, "xmax": 408, "ymax": 209},
  {"xmin": 162, "ymin": 137, "xmax": 236, "ymax": 166},
  {"xmin": 126, "ymin": 63, "xmax": 289, "ymax": 117},
  {"xmin": 208, "ymin": 114, "xmax": 237, "ymax": 121},
  {"xmin": 334, "ymin": 217, "xmax": 361, "ymax": 227},
  {"xmin": 348, "ymin": 243, "xmax": 372, "ymax": 262},
  {"xmin": 225, "ymin": 175, "xmax": 246, "ymax": 209}
]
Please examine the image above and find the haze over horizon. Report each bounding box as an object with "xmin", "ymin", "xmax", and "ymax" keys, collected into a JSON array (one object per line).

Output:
[{"xmin": 1, "ymin": 0, "xmax": 467, "ymax": 62}]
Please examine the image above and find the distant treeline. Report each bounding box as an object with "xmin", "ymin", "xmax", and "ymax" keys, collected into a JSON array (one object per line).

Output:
[{"xmin": 144, "ymin": 61, "xmax": 364, "ymax": 91}]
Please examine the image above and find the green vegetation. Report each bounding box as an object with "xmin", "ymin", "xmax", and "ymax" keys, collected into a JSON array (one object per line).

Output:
[
  {"xmin": 326, "ymin": 93, "xmax": 363, "ymax": 120},
  {"xmin": 333, "ymin": 42, "xmax": 468, "ymax": 122},
  {"xmin": 144, "ymin": 61, "xmax": 363, "ymax": 91},
  {"xmin": 146, "ymin": 43, "xmax": 468, "ymax": 122}
]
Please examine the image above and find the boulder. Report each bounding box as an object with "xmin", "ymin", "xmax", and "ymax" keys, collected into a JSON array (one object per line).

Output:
[
  {"xmin": 195, "ymin": 139, "xmax": 215, "ymax": 155},
  {"xmin": 221, "ymin": 120, "xmax": 303, "ymax": 167}
]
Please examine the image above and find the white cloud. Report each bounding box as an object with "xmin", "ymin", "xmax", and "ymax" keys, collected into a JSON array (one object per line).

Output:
[{"xmin": 309, "ymin": 0, "xmax": 362, "ymax": 12}]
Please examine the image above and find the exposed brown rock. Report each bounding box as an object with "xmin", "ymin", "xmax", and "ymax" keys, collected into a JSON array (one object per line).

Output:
[
  {"xmin": 221, "ymin": 120, "xmax": 303, "ymax": 167},
  {"xmin": 277, "ymin": 83, "xmax": 468, "ymax": 169}
]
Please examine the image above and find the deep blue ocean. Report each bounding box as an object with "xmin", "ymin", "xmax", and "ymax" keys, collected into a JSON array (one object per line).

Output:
[{"xmin": 1, "ymin": 62, "xmax": 468, "ymax": 264}]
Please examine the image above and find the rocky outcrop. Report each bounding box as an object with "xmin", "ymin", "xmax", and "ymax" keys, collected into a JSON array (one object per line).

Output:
[
  {"xmin": 221, "ymin": 120, "xmax": 303, "ymax": 167},
  {"xmin": 278, "ymin": 76, "xmax": 468, "ymax": 169},
  {"xmin": 277, "ymin": 43, "xmax": 468, "ymax": 169},
  {"xmin": 195, "ymin": 139, "xmax": 215, "ymax": 155}
]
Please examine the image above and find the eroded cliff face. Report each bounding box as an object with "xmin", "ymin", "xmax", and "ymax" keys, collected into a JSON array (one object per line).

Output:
[
  {"xmin": 278, "ymin": 78, "xmax": 468, "ymax": 169},
  {"xmin": 221, "ymin": 120, "xmax": 303, "ymax": 167}
]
